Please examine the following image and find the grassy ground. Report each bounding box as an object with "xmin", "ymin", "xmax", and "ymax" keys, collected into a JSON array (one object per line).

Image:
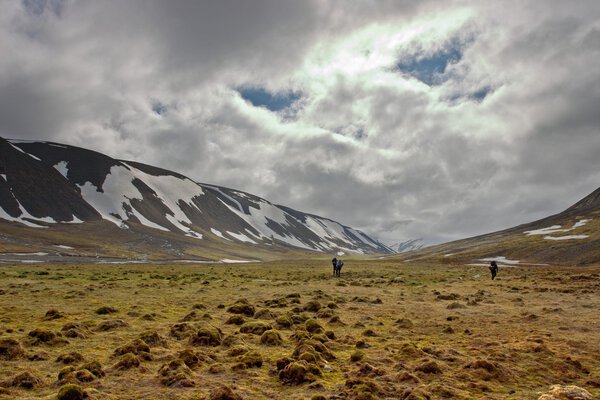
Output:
[{"xmin": 0, "ymin": 259, "xmax": 598, "ymax": 399}]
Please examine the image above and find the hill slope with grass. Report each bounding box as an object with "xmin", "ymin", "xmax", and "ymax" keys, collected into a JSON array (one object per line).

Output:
[
  {"xmin": 394, "ymin": 187, "xmax": 600, "ymax": 266},
  {"xmin": 0, "ymin": 137, "xmax": 390, "ymax": 262}
]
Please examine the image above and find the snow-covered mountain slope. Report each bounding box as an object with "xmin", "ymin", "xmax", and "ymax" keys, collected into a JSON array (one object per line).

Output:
[
  {"xmin": 0, "ymin": 137, "xmax": 391, "ymax": 256},
  {"xmin": 390, "ymin": 239, "xmax": 425, "ymax": 253}
]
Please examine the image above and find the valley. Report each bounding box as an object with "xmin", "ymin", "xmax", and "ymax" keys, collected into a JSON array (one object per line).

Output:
[{"xmin": 1, "ymin": 259, "xmax": 598, "ymax": 399}]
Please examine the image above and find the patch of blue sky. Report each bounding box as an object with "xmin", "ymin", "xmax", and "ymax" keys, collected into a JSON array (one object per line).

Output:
[
  {"xmin": 22, "ymin": 0, "xmax": 64, "ymax": 16},
  {"xmin": 151, "ymin": 101, "xmax": 168, "ymax": 116},
  {"xmin": 333, "ymin": 125, "xmax": 368, "ymax": 141},
  {"xmin": 444, "ymin": 86, "xmax": 494, "ymax": 104},
  {"xmin": 396, "ymin": 42, "xmax": 464, "ymax": 86},
  {"xmin": 238, "ymin": 87, "xmax": 301, "ymax": 112},
  {"xmin": 442, "ymin": 86, "xmax": 494, "ymax": 104},
  {"xmin": 470, "ymin": 86, "xmax": 492, "ymax": 101}
]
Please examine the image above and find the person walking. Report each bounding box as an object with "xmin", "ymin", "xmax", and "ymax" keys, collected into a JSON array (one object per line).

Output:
[
  {"xmin": 335, "ymin": 258, "xmax": 344, "ymax": 277},
  {"xmin": 331, "ymin": 257, "xmax": 337, "ymax": 276},
  {"xmin": 489, "ymin": 261, "xmax": 499, "ymax": 280}
]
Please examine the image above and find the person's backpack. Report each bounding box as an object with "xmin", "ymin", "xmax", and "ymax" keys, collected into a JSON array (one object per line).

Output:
[{"xmin": 337, "ymin": 260, "xmax": 344, "ymax": 268}]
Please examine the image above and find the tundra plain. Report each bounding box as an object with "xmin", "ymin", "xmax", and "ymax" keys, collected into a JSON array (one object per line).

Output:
[{"xmin": 0, "ymin": 259, "xmax": 599, "ymax": 399}]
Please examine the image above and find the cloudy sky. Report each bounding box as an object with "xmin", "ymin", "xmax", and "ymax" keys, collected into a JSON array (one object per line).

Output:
[{"xmin": 1, "ymin": 0, "xmax": 599, "ymax": 246}]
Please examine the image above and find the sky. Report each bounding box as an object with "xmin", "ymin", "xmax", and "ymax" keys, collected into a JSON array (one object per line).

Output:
[{"xmin": 1, "ymin": 0, "xmax": 599, "ymax": 247}]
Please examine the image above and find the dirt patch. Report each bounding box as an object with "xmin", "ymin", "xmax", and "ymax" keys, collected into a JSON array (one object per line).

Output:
[{"xmin": 0, "ymin": 338, "xmax": 24, "ymax": 360}]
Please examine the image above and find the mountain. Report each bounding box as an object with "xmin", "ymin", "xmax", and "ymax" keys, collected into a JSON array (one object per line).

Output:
[
  {"xmin": 0, "ymin": 137, "xmax": 391, "ymax": 262},
  {"xmin": 393, "ymin": 188, "xmax": 600, "ymax": 266},
  {"xmin": 389, "ymin": 238, "xmax": 425, "ymax": 253}
]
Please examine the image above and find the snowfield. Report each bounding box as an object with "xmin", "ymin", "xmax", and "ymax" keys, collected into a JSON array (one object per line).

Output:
[{"xmin": 78, "ymin": 164, "xmax": 205, "ymax": 239}]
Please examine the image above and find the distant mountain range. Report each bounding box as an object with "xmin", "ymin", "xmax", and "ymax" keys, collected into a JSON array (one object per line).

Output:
[
  {"xmin": 0, "ymin": 137, "xmax": 391, "ymax": 262},
  {"xmin": 394, "ymin": 186, "xmax": 600, "ymax": 266},
  {"xmin": 389, "ymin": 238, "xmax": 425, "ymax": 253}
]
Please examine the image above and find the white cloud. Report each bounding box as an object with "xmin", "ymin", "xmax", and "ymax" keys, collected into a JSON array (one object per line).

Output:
[{"xmin": 1, "ymin": 0, "xmax": 599, "ymax": 245}]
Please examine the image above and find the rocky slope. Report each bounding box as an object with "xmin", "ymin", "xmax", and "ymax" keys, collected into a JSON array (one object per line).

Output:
[{"xmin": 0, "ymin": 137, "xmax": 391, "ymax": 261}]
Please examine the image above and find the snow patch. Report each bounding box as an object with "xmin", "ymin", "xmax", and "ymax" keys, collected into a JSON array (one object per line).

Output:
[
  {"xmin": 204, "ymin": 185, "xmax": 380, "ymax": 253},
  {"xmin": 8, "ymin": 139, "xmax": 37, "ymax": 143},
  {"xmin": 525, "ymin": 219, "xmax": 590, "ymax": 236},
  {"xmin": 53, "ymin": 161, "xmax": 69, "ymax": 178},
  {"xmin": 29, "ymin": 215, "xmax": 56, "ymax": 223},
  {"xmin": 480, "ymin": 256, "xmax": 520, "ymax": 265},
  {"xmin": 211, "ymin": 186, "xmax": 245, "ymax": 213},
  {"xmin": 9, "ymin": 142, "xmax": 41, "ymax": 161},
  {"xmin": 0, "ymin": 204, "xmax": 49, "ymax": 228},
  {"xmin": 221, "ymin": 259, "xmax": 256, "ymax": 263},
  {"xmin": 64, "ymin": 216, "xmax": 83, "ymax": 224},
  {"xmin": 347, "ymin": 227, "xmax": 380, "ymax": 248},
  {"xmin": 211, "ymin": 228, "xmax": 231, "ymax": 240},
  {"xmin": 334, "ymin": 244, "xmax": 364, "ymax": 255},
  {"xmin": 55, "ymin": 245, "xmax": 73, "ymax": 249},
  {"xmin": 78, "ymin": 164, "xmax": 205, "ymax": 237},
  {"xmin": 466, "ymin": 263, "xmax": 518, "ymax": 268},
  {"xmin": 312, "ymin": 218, "xmax": 356, "ymax": 246},
  {"xmin": 3, "ymin": 252, "xmax": 49, "ymax": 256},
  {"xmin": 98, "ymin": 260, "xmax": 146, "ymax": 264},
  {"xmin": 185, "ymin": 230, "xmax": 203, "ymax": 239},
  {"xmin": 226, "ymin": 231, "xmax": 257, "ymax": 244},
  {"xmin": 525, "ymin": 225, "xmax": 564, "ymax": 235},
  {"xmin": 130, "ymin": 208, "xmax": 169, "ymax": 231},
  {"xmin": 544, "ymin": 235, "xmax": 589, "ymax": 241},
  {"xmin": 211, "ymin": 188, "xmax": 318, "ymax": 249}
]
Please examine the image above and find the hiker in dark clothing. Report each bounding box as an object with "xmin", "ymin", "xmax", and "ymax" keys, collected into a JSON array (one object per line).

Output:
[
  {"xmin": 335, "ymin": 259, "xmax": 344, "ymax": 277},
  {"xmin": 489, "ymin": 261, "xmax": 499, "ymax": 280},
  {"xmin": 331, "ymin": 257, "xmax": 337, "ymax": 276}
]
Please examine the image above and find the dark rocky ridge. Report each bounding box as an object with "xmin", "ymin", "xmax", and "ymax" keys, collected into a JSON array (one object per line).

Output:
[
  {"xmin": 0, "ymin": 137, "xmax": 391, "ymax": 259},
  {"xmin": 0, "ymin": 138, "xmax": 100, "ymax": 222}
]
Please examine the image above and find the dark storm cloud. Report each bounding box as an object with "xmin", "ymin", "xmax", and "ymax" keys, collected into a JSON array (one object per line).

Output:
[
  {"xmin": 0, "ymin": 77, "xmax": 66, "ymax": 139},
  {"xmin": 0, "ymin": 0, "xmax": 599, "ymax": 246}
]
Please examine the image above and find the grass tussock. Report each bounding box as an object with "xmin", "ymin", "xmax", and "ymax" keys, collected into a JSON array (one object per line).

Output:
[{"xmin": 0, "ymin": 259, "xmax": 598, "ymax": 399}]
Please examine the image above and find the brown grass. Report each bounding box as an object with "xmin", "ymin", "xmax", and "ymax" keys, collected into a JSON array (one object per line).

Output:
[{"xmin": 0, "ymin": 259, "xmax": 598, "ymax": 399}]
